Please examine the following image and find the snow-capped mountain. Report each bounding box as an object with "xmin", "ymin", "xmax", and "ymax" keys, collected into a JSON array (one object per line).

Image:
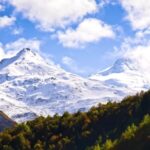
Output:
[
  {"xmin": 0, "ymin": 48, "xmax": 120, "ymax": 122},
  {"xmin": 90, "ymin": 57, "xmax": 150, "ymax": 93},
  {"xmin": 0, "ymin": 48, "xmax": 149, "ymax": 122}
]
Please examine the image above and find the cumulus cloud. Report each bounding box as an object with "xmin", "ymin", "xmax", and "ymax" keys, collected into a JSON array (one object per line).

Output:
[
  {"xmin": 7, "ymin": 0, "xmax": 97, "ymax": 31},
  {"xmin": 120, "ymin": 0, "xmax": 150, "ymax": 30},
  {"xmin": 57, "ymin": 18, "xmax": 115, "ymax": 48},
  {"xmin": 0, "ymin": 16, "xmax": 16, "ymax": 28}
]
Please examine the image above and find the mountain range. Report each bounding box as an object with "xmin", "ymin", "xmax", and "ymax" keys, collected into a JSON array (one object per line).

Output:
[{"xmin": 0, "ymin": 48, "xmax": 149, "ymax": 122}]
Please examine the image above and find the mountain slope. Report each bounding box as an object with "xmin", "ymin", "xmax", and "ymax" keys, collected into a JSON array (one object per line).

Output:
[
  {"xmin": 90, "ymin": 57, "xmax": 150, "ymax": 93},
  {"xmin": 0, "ymin": 48, "xmax": 119, "ymax": 122},
  {"xmin": 0, "ymin": 111, "xmax": 16, "ymax": 132},
  {"xmin": 111, "ymin": 118, "xmax": 150, "ymax": 150},
  {"xmin": 0, "ymin": 48, "xmax": 150, "ymax": 122}
]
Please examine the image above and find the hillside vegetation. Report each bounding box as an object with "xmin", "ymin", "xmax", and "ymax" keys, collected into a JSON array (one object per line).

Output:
[
  {"xmin": 90, "ymin": 114, "xmax": 150, "ymax": 150},
  {"xmin": 0, "ymin": 90, "xmax": 150, "ymax": 150}
]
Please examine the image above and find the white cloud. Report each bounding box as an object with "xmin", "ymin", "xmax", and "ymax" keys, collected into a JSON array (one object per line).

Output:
[
  {"xmin": 12, "ymin": 27, "xmax": 23, "ymax": 35},
  {"xmin": 62, "ymin": 56, "xmax": 74, "ymax": 66},
  {"xmin": 0, "ymin": 48, "xmax": 5, "ymax": 60},
  {"xmin": 7, "ymin": 0, "xmax": 97, "ymax": 31},
  {"xmin": 0, "ymin": 4, "xmax": 5, "ymax": 11},
  {"xmin": 4, "ymin": 38, "xmax": 41, "ymax": 56},
  {"xmin": 99, "ymin": 0, "xmax": 117, "ymax": 8},
  {"xmin": 120, "ymin": 0, "xmax": 150, "ymax": 30},
  {"xmin": 0, "ymin": 38, "xmax": 41, "ymax": 59},
  {"xmin": 135, "ymin": 27, "xmax": 150, "ymax": 38},
  {"xmin": 109, "ymin": 25, "xmax": 150, "ymax": 65},
  {"xmin": 62, "ymin": 56, "xmax": 85, "ymax": 74},
  {"xmin": 119, "ymin": 34, "xmax": 150, "ymax": 54},
  {"xmin": 57, "ymin": 18, "xmax": 115, "ymax": 48},
  {"xmin": 123, "ymin": 43, "xmax": 150, "ymax": 78},
  {"xmin": 112, "ymin": 28, "xmax": 150, "ymax": 77},
  {"xmin": 0, "ymin": 43, "xmax": 5, "ymax": 60},
  {"xmin": 0, "ymin": 16, "xmax": 16, "ymax": 28}
]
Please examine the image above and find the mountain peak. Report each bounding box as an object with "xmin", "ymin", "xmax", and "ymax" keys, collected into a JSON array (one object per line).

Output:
[
  {"xmin": 22, "ymin": 48, "xmax": 31, "ymax": 52},
  {"xmin": 0, "ymin": 48, "xmax": 38, "ymax": 69},
  {"xmin": 99, "ymin": 57, "xmax": 138, "ymax": 76},
  {"xmin": 0, "ymin": 48, "xmax": 150, "ymax": 123},
  {"xmin": 19, "ymin": 48, "xmax": 32, "ymax": 55},
  {"xmin": 16, "ymin": 48, "xmax": 37, "ymax": 58},
  {"xmin": 0, "ymin": 48, "xmax": 54, "ymax": 76}
]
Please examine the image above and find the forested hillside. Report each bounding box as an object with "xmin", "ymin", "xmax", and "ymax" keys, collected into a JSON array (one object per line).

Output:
[
  {"xmin": 90, "ymin": 114, "xmax": 150, "ymax": 150},
  {"xmin": 0, "ymin": 90, "xmax": 150, "ymax": 150}
]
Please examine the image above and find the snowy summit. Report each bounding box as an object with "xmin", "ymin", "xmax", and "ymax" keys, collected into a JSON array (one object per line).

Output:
[{"xmin": 0, "ymin": 48, "xmax": 149, "ymax": 122}]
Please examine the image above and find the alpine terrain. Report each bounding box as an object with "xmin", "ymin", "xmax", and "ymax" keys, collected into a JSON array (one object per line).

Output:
[{"xmin": 0, "ymin": 48, "xmax": 149, "ymax": 122}]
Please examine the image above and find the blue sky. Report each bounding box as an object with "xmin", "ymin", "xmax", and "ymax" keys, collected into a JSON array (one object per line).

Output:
[{"xmin": 0, "ymin": 0, "xmax": 150, "ymax": 76}]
